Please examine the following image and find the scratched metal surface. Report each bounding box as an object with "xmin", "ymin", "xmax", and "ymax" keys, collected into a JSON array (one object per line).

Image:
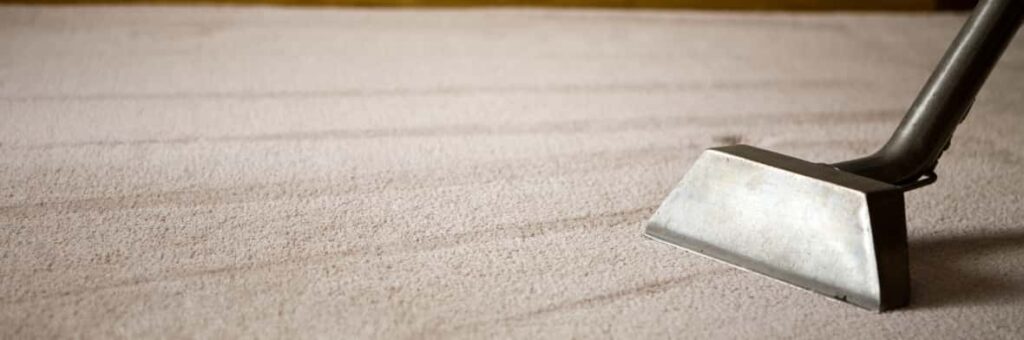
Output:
[{"xmin": 1, "ymin": 6, "xmax": 1023, "ymax": 339}]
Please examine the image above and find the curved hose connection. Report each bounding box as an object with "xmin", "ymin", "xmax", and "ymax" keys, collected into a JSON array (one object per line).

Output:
[{"xmin": 834, "ymin": 0, "xmax": 1023, "ymax": 186}]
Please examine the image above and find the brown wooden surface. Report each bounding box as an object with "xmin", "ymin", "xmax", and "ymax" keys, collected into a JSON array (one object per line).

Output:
[{"xmin": 0, "ymin": 0, "xmax": 946, "ymax": 10}]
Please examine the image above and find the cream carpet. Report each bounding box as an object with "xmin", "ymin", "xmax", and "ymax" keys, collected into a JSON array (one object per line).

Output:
[{"xmin": 1, "ymin": 5, "xmax": 1023, "ymax": 339}]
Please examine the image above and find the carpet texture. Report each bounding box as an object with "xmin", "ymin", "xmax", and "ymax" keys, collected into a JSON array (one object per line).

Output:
[{"xmin": 1, "ymin": 5, "xmax": 1023, "ymax": 339}]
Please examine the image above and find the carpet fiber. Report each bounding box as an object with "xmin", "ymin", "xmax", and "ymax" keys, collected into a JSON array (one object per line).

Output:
[{"xmin": 1, "ymin": 6, "xmax": 1023, "ymax": 339}]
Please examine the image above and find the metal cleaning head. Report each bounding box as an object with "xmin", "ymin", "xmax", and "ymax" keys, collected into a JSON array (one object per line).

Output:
[
  {"xmin": 644, "ymin": 0, "xmax": 1021, "ymax": 311},
  {"xmin": 644, "ymin": 145, "xmax": 909, "ymax": 310}
]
